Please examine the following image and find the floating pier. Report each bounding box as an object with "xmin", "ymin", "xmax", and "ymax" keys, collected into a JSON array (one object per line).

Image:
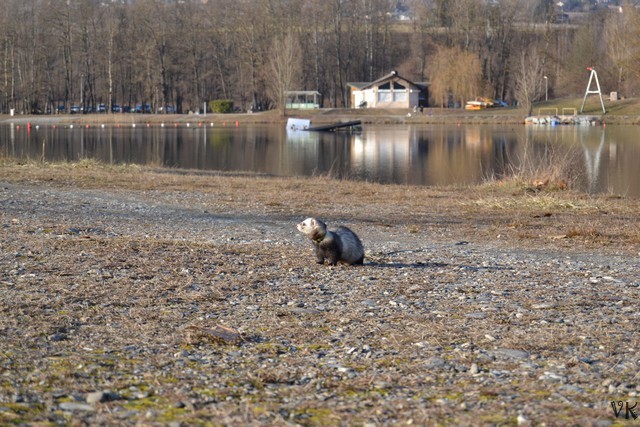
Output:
[
  {"xmin": 306, "ymin": 120, "xmax": 362, "ymax": 132},
  {"xmin": 286, "ymin": 118, "xmax": 361, "ymax": 132}
]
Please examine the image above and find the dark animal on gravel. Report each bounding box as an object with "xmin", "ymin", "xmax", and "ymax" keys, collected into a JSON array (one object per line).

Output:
[{"xmin": 297, "ymin": 217, "xmax": 364, "ymax": 266}]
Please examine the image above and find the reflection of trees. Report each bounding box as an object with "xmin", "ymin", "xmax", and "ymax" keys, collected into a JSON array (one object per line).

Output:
[{"xmin": 4, "ymin": 125, "xmax": 638, "ymax": 196}]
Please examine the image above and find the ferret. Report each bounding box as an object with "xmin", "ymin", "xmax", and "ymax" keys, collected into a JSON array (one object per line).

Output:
[{"xmin": 297, "ymin": 217, "xmax": 364, "ymax": 266}]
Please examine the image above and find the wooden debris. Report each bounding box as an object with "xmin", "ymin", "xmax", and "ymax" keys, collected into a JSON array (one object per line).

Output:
[
  {"xmin": 183, "ymin": 324, "xmax": 243, "ymax": 346},
  {"xmin": 549, "ymin": 234, "xmax": 568, "ymax": 240}
]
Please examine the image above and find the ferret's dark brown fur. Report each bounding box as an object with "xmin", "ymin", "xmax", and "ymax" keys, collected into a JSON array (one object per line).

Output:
[{"xmin": 297, "ymin": 217, "xmax": 364, "ymax": 266}]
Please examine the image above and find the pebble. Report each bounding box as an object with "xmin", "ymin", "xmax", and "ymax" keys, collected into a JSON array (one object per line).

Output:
[
  {"xmin": 59, "ymin": 402, "xmax": 95, "ymax": 412},
  {"xmin": 465, "ymin": 312, "xmax": 487, "ymax": 319},
  {"xmin": 86, "ymin": 391, "xmax": 121, "ymax": 404},
  {"xmin": 539, "ymin": 372, "xmax": 565, "ymax": 382},
  {"xmin": 493, "ymin": 349, "xmax": 530, "ymax": 360}
]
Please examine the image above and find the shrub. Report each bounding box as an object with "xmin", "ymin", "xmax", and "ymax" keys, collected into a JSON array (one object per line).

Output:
[{"xmin": 209, "ymin": 100, "xmax": 234, "ymax": 114}]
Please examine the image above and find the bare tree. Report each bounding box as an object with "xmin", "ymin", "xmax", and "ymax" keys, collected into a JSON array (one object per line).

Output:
[
  {"xmin": 513, "ymin": 46, "xmax": 545, "ymax": 115},
  {"xmin": 267, "ymin": 32, "xmax": 302, "ymax": 116},
  {"xmin": 604, "ymin": 2, "xmax": 640, "ymax": 95}
]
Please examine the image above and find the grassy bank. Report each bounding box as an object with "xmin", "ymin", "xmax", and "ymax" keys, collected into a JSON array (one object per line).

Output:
[{"xmin": 3, "ymin": 96, "xmax": 640, "ymax": 126}]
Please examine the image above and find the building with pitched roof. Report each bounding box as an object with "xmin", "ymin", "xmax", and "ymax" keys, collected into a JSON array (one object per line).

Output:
[{"xmin": 347, "ymin": 71, "xmax": 428, "ymax": 109}]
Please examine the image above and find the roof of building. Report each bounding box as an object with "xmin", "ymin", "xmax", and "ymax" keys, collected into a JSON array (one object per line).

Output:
[
  {"xmin": 348, "ymin": 71, "xmax": 428, "ymax": 90},
  {"xmin": 285, "ymin": 90, "xmax": 322, "ymax": 95}
]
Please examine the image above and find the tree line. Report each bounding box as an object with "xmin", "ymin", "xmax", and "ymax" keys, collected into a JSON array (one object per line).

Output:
[{"xmin": 1, "ymin": 0, "xmax": 639, "ymax": 115}]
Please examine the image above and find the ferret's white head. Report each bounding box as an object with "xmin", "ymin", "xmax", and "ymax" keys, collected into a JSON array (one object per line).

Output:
[
  {"xmin": 297, "ymin": 217, "xmax": 327, "ymax": 238},
  {"xmin": 297, "ymin": 217, "xmax": 316, "ymax": 234}
]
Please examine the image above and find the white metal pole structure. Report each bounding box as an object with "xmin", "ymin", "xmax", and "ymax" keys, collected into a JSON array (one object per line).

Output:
[
  {"xmin": 544, "ymin": 76, "xmax": 548, "ymax": 101},
  {"xmin": 580, "ymin": 67, "xmax": 606, "ymax": 114}
]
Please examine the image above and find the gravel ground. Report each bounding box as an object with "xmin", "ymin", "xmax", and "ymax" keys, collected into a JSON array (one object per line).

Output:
[{"xmin": 1, "ymin": 162, "xmax": 639, "ymax": 426}]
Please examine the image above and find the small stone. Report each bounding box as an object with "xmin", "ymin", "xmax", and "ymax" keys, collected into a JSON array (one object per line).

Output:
[
  {"xmin": 539, "ymin": 372, "xmax": 565, "ymax": 382},
  {"xmin": 59, "ymin": 402, "xmax": 95, "ymax": 412},
  {"xmin": 361, "ymin": 299, "xmax": 377, "ymax": 308},
  {"xmin": 532, "ymin": 303, "xmax": 555, "ymax": 310},
  {"xmin": 426, "ymin": 357, "xmax": 447, "ymax": 369},
  {"xmin": 134, "ymin": 391, "xmax": 151, "ymax": 399},
  {"xmin": 465, "ymin": 312, "xmax": 487, "ymax": 319},
  {"xmin": 49, "ymin": 333, "xmax": 67, "ymax": 342},
  {"xmin": 86, "ymin": 390, "xmax": 120, "ymax": 404},
  {"xmin": 86, "ymin": 391, "xmax": 107, "ymax": 404},
  {"xmin": 494, "ymin": 349, "xmax": 530, "ymax": 360},
  {"xmin": 469, "ymin": 363, "xmax": 479, "ymax": 375}
]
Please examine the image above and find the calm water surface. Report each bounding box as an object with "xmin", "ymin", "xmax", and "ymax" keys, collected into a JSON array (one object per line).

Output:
[{"xmin": 1, "ymin": 122, "xmax": 638, "ymax": 197}]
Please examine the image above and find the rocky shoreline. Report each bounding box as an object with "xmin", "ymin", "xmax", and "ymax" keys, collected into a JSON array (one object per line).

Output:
[{"xmin": 1, "ymin": 162, "xmax": 639, "ymax": 426}]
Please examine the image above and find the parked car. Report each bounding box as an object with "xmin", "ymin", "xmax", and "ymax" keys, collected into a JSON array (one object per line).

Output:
[
  {"xmin": 111, "ymin": 104, "xmax": 121, "ymax": 113},
  {"xmin": 135, "ymin": 104, "xmax": 151, "ymax": 113},
  {"xmin": 70, "ymin": 105, "xmax": 82, "ymax": 114},
  {"xmin": 98, "ymin": 104, "xmax": 106, "ymax": 113}
]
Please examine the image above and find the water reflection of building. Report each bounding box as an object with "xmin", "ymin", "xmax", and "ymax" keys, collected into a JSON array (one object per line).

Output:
[
  {"xmin": 352, "ymin": 128, "xmax": 413, "ymax": 183},
  {"xmin": 350, "ymin": 126, "xmax": 516, "ymax": 185}
]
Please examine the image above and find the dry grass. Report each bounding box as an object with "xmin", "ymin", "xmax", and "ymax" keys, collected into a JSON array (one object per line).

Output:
[
  {"xmin": 481, "ymin": 129, "xmax": 583, "ymax": 193},
  {"xmin": 2, "ymin": 158, "xmax": 638, "ymax": 244}
]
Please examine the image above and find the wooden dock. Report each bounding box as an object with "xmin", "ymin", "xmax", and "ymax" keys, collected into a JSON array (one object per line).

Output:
[{"xmin": 306, "ymin": 120, "xmax": 362, "ymax": 132}]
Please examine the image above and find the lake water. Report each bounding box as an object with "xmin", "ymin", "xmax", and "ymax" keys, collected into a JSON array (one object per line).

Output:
[{"xmin": 1, "ymin": 122, "xmax": 639, "ymax": 197}]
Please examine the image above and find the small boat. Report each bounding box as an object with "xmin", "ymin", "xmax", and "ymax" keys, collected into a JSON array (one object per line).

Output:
[
  {"xmin": 524, "ymin": 115, "xmax": 560, "ymax": 125},
  {"xmin": 286, "ymin": 118, "xmax": 311, "ymax": 131},
  {"xmin": 465, "ymin": 98, "xmax": 492, "ymax": 110}
]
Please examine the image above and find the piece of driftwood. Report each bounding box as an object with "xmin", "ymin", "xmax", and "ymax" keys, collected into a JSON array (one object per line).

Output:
[{"xmin": 183, "ymin": 324, "xmax": 243, "ymax": 346}]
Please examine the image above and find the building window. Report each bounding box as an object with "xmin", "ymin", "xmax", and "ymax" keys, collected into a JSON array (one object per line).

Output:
[{"xmin": 378, "ymin": 91, "xmax": 392, "ymax": 102}]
